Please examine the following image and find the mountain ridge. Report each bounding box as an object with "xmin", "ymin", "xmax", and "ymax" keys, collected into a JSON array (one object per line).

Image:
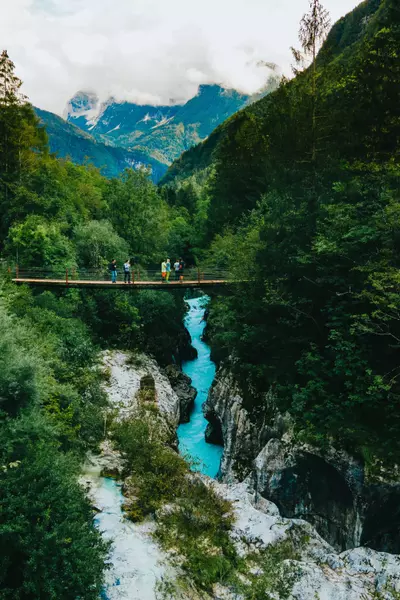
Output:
[
  {"xmin": 37, "ymin": 79, "xmax": 279, "ymax": 183},
  {"xmin": 63, "ymin": 80, "xmax": 278, "ymax": 175},
  {"xmin": 34, "ymin": 107, "xmax": 167, "ymax": 180}
]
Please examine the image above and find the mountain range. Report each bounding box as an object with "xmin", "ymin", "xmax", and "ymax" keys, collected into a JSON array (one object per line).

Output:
[{"xmin": 35, "ymin": 78, "xmax": 278, "ymax": 182}]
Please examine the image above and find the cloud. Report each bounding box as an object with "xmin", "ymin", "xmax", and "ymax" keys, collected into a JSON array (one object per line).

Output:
[{"xmin": 1, "ymin": 0, "xmax": 360, "ymax": 114}]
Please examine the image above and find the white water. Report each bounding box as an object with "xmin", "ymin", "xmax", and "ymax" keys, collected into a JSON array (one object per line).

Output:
[
  {"xmin": 177, "ymin": 296, "xmax": 223, "ymax": 478},
  {"xmin": 90, "ymin": 297, "xmax": 223, "ymax": 598},
  {"xmin": 84, "ymin": 471, "xmax": 174, "ymax": 600}
]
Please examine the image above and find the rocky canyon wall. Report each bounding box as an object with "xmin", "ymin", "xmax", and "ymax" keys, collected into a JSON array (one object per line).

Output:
[{"xmin": 204, "ymin": 365, "xmax": 400, "ymax": 553}]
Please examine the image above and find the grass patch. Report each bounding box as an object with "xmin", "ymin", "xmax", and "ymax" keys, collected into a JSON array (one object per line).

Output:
[
  {"xmin": 238, "ymin": 537, "xmax": 300, "ymax": 600},
  {"xmin": 112, "ymin": 408, "xmax": 303, "ymax": 597},
  {"xmin": 155, "ymin": 478, "xmax": 239, "ymax": 590},
  {"xmin": 125, "ymin": 352, "xmax": 147, "ymax": 368},
  {"xmin": 112, "ymin": 411, "xmax": 186, "ymax": 520}
]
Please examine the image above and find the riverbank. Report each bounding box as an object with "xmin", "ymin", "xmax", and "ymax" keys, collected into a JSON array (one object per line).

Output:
[
  {"xmin": 80, "ymin": 352, "xmax": 181, "ymax": 599},
  {"xmin": 79, "ymin": 349, "xmax": 400, "ymax": 599}
]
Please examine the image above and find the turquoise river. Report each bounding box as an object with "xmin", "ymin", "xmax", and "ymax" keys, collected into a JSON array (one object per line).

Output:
[{"xmin": 177, "ymin": 296, "xmax": 223, "ymax": 478}]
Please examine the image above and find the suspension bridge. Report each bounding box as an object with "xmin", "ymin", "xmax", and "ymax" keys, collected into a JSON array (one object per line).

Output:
[{"xmin": 10, "ymin": 266, "xmax": 232, "ymax": 290}]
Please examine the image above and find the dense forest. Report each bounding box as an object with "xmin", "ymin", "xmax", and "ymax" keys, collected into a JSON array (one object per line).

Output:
[
  {"xmin": 0, "ymin": 0, "xmax": 399, "ymax": 596},
  {"xmin": 0, "ymin": 50, "xmax": 191, "ymax": 597},
  {"xmin": 162, "ymin": 0, "xmax": 400, "ymax": 467}
]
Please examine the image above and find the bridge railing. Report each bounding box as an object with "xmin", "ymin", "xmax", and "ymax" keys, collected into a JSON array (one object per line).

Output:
[{"xmin": 10, "ymin": 266, "xmax": 232, "ymax": 284}]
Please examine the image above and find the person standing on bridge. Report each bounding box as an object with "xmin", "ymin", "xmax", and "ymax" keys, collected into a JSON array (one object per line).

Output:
[
  {"xmin": 123, "ymin": 260, "xmax": 131, "ymax": 284},
  {"xmin": 166, "ymin": 259, "xmax": 171, "ymax": 282},
  {"xmin": 179, "ymin": 258, "xmax": 185, "ymax": 281},
  {"xmin": 174, "ymin": 259, "xmax": 180, "ymax": 280},
  {"xmin": 161, "ymin": 260, "xmax": 167, "ymax": 282},
  {"xmin": 109, "ymin": 259, "xmax": 117, "ymax": 283}
]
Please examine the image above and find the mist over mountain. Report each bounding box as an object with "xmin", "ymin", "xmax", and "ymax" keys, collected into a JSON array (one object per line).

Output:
[
  {"xmin": 34, "ymin": 107, "xmax": 167, "ymax": 180},
  {"xmin": 36, "ymin": 79, "xmax": 278, "ymax": 181}
]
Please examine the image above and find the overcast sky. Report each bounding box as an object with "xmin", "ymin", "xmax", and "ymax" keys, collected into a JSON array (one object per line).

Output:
[{"xmin": 1, "ymin": 0, "xmax": 361, "ymax": 114}]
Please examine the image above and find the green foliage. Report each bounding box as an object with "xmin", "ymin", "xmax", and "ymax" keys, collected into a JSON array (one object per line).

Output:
[
  {"xmin": 75, "ymin": 288, "xmax": 188, "ymax": 364},
  {"xmin": 166, "ymin": 0, "xmax": 400, "ymax": 466},
  {"xmin": 238, "ymin": 538, "xmax": 300, "ymax": 600},
  {"xmin": 133, "ymin": 290, "xmax": 188, "ymax": 364},
  {"xmin": 6, "ymin": 216, "xmax": 76, "ymax": 269},
  {"xmin": 155, "ymin": 479, "xmax": 238, "ymax": 590},
  {"xmin": 0, "ymin": 307, "xmax": 40, "ymax": 416},
  {"xmin": 112, "ymin": 412, "xmax": 188, "ymax": 519},
  {"xmin": 106, "ymin": 169, "xmax": 169, "ymax": 262},
  {"xmin": 0, "ymin": 279, "xmax": 110, "ymax": 598},
  {"xmin": 0, "ymin": 60, "xmax": 198, "ymax": 268},
  {"xmin": 74, "ymin": 219, "xmax": 129, "ymax": 269},
  {"xmin": 1, "ymin": 281, "xmax": 108, "ymax": 450},
  {"xmin": 112, "ymin": 408, "xmax": 239, "ymax": 591},
  {"xmin": 0, "ymin": 413, "xmax": 108, "ymax": 600}
]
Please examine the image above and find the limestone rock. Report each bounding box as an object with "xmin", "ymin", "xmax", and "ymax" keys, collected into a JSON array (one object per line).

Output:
[
  {"xmin": 212, "ymin": 481, "xmax": 400, "ymax": 600},
  {"xmin": 164, "ymin": 364, "xmax": 197, "ymax": 424},
  {"xmin": 81, "ymin": 439, "xmax": 125, "ymax": 481},
  {"xmin": 207, "ymin": 365, "xmax": 400, "ymax": 554},
  {"xmin": 177, "ymin": 326, "xmax": 198, "ymax": 362},
  {"xmin": 102, "ymin": 350, "xmax": 180, "ymax": 427}
]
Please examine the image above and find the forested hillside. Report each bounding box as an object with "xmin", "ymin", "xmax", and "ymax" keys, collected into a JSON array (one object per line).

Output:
[
  {"xmin": 36, "ymin": 80, "xmax": 279, "ymax": 184},
  {"xmin": 162, "ymin": 0, "xmax": 400, "ymax": 466},
  {"xmin": 0, "ymin": 49, "xmax": 193, "ymax": 598},
  {"xmin": 35, "ymin": 107, "xmax": 167, "ymax": 180},
  {"xmin": 0, "ymin": 0, "xmax": 399, "ymax": 594}
]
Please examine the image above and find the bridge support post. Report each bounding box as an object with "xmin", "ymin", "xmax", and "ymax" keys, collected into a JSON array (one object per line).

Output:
[
  {"xmin": 132, "ymin": 270, "xmax": 135, "ymax": 284},
  {"xmin": 197, "ymin": 268, "xmax": 200, "ymax": 284},
  {"xmin": 66, "ymin": 269, "xmax": 69, "ymax": 285},
  {"xmin": 16, "ymin": 264, "xmax": 19, "ymax": 279}
]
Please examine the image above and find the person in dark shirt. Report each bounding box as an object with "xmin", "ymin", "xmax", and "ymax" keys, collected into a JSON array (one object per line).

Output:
[
  {"xmin": 179, "ymin": 258, "xmax": 185, "ymax": 281},
  {"xmin": 109, "ymin": 259, "xmax": 117, "ymax": 283}
]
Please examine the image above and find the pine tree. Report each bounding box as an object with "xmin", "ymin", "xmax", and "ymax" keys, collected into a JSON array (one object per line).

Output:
[
  {"xmin": 291, "ymin": 1, "xmax": 331, "ymax": 162},
  {"xmin": 0, "ymin": 50, "xmax": 47, "ymax": 245},
  {"xmin": 0, "ymin": 50, "xmax": 26, "ymax": 106}
]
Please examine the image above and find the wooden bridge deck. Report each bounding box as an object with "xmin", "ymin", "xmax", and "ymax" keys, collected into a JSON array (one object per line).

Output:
[{"xmin": 12, "ymin": 277, "xmax": 229, "ymax": 290}]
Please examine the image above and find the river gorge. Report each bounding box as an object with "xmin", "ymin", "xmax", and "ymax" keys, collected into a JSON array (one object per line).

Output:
[
  {"xmin": 177, "ymin": 297, "xmax": 223, "ymax": 478},
  {"xmin": 79, "ymin": 296, "xmax": 400, "ymax": 600}
]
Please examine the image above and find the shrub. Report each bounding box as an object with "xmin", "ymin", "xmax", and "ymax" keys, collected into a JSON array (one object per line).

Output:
[
  {"xmin": 155, "ymin": 479, "xmax": 238, "ymax": 590},
  {"xmin": 112, "ymin": 413, "xmax": 188, "ymax": 520},
  {"xmin": 0, "ymin": 412, "xmax": 108, "ymax": 599},
  {"xmin": 0, "ymin": 308, "xmax": 41, "ymax": 416}
]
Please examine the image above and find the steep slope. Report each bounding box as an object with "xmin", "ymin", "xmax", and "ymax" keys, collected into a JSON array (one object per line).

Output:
[
  {"xmin": 66, "ymin": 93, "xmax": 181, "ymax": 150},
  {"xmin": 40, "ymin": 79, "xmax": 278, "ymax": 182},
  {"xmin": 35, "ymin": 108, "xmax": 167, "ymax": 181},
  {"xmin": 159, "ymin": 0, "xmax": 400, "ymax": 543},
  {"xmin": 160, "ymin": 0, "xmax": 386, "ymax": 189},
  {"xmin": 64, "ymin": 81, "xmax": 278, "ymax": 170}
]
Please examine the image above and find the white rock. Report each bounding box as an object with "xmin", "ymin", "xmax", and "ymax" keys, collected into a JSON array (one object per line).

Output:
[
  {"xmin": 102, "ymin": 350, "xmax": 180, "ymax": 426},
  {"xmin": 86, "ymin": 354, "xmax": 400, "ymax": 600},
  {"xmin": 85, "ymin": 472, "xmax": 176, "ymax": 600}
]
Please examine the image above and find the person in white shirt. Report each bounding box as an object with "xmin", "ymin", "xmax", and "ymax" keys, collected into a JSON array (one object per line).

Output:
[{"xmin": 123, "ymin": 260, "xmax": 131, "ymax": 284}]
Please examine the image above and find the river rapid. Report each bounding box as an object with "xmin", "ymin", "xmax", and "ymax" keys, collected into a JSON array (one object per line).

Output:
[
  {"xmin": 177, "ymin": 296, "xmax": 223, "ymax": 477},
  {"xmin": 86, "ymin": 295, "xmax": 222, "ymax": 599}
]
